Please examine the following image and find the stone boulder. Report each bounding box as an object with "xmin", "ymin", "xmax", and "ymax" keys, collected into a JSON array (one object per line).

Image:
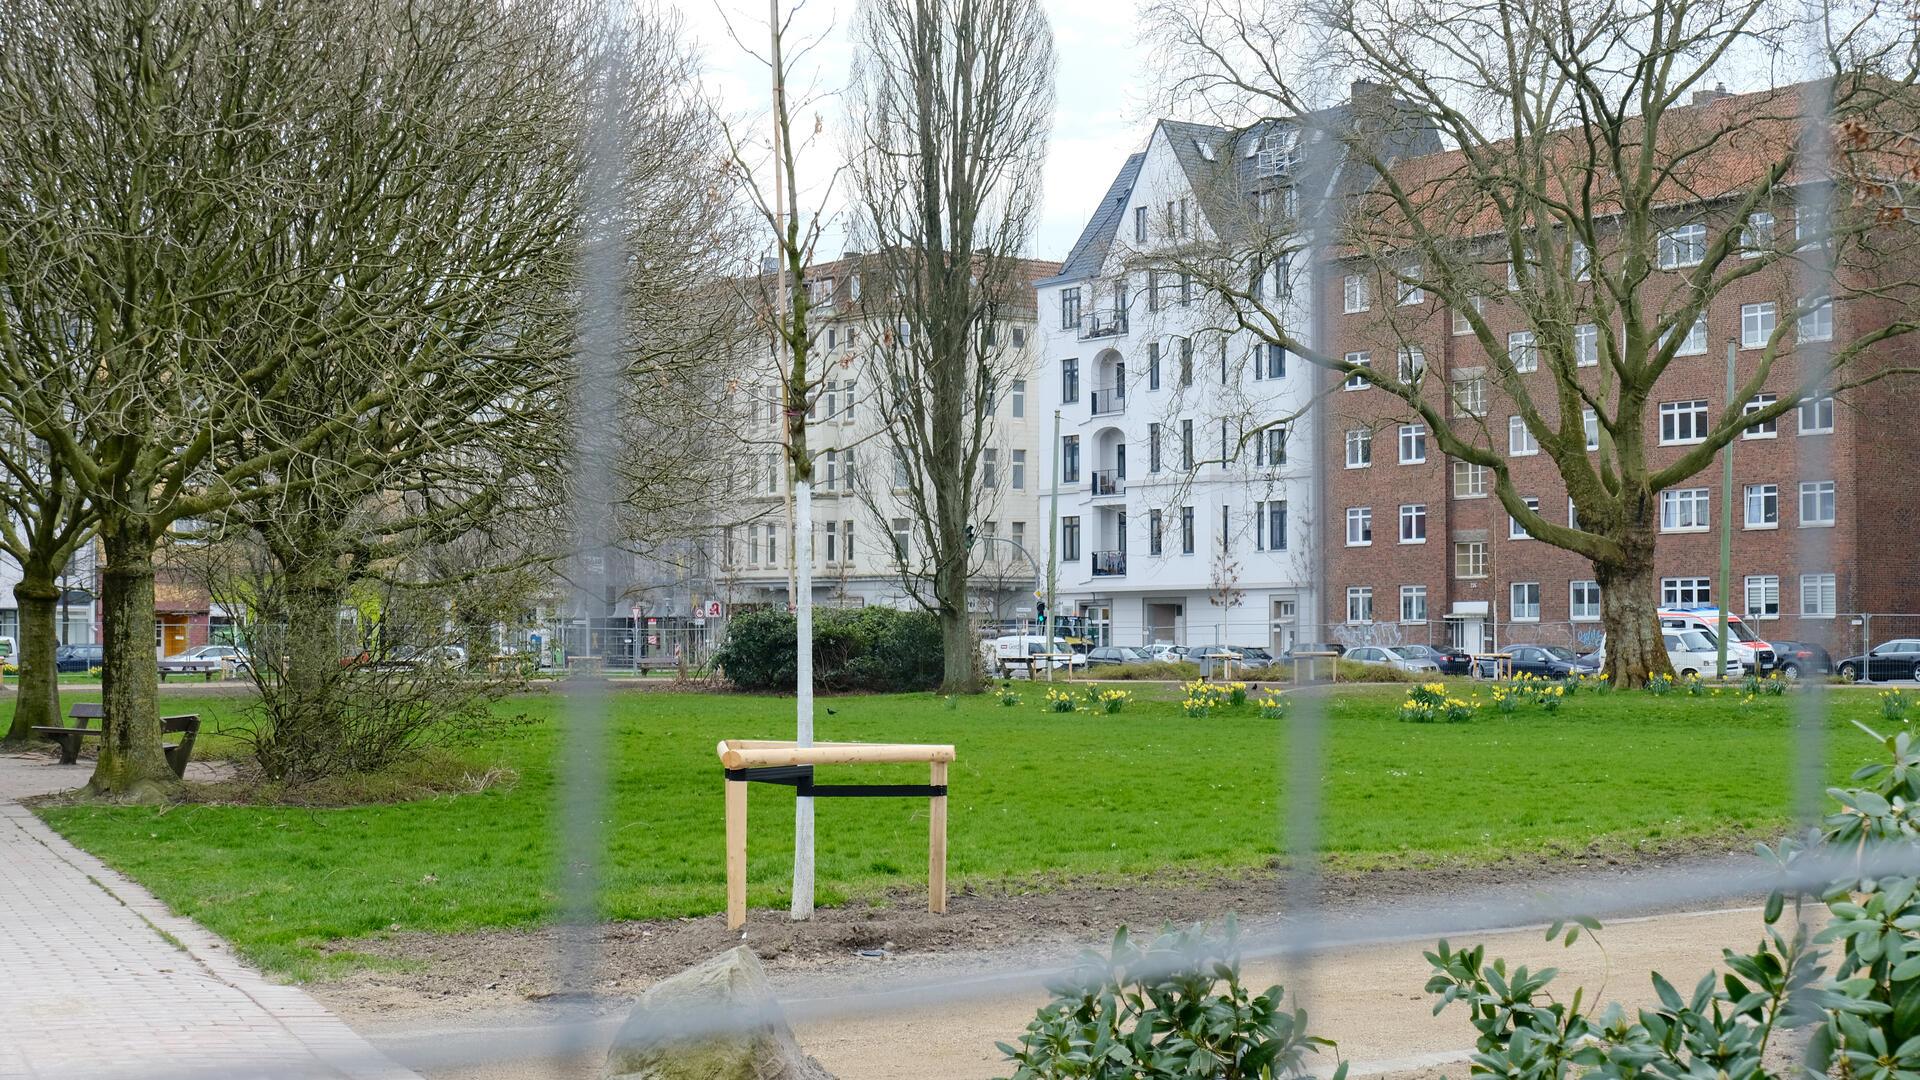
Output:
[{"xmin": 605, "ymin": 946, "xmax": 835, "ymax": 1080}]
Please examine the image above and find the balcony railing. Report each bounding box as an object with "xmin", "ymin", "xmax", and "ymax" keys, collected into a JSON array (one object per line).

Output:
[
  {"xmin": 1091, "ymin": 550, "xmax": 1127, "ymax": 577},
  {"xmin": 1090, "ymin": 386, "xmax": 1125, "ymax": 416},
  {"xmin": 1078, "ymin": 309, "xmax": 1128, "ymax": 340},
  {"xmin": 1089, "ymin": 470, "xmax": 1125, "ymax": 497}
]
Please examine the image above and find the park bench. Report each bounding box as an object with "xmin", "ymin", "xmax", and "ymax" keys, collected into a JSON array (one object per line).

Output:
[{"xmin": 31, "ymin": 704, "xmax": 201, "ymax": 777}]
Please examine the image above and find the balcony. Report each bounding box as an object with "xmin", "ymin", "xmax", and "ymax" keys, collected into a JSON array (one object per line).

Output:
[
  {"xmin": 1091, "ymin": 550, "xmax": 1127, "ymax": 577},
  {"xmin": 1089, "ymin": 470, "xmax": 1125, "ymax": 498},
  {"xmin": 1078, "ymin": 309, "xmax": 1128, "ymax": 340},
  {"xmin": 1090, "ymin": 385, "xmax": 1126, "ymax": 416}
]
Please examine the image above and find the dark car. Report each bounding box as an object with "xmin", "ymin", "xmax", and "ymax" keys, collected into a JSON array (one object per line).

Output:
[
  {"xmin": 1476, "ymin": 644, "xmax": 1597, "ymax": 680},
  {"xmin": 1230, "ymin": 646, "xmax": 1276, "ymax": 664},
  {"xmin": 1394, "ymin": 644, "xmax": 1474, "ymax": 675},
  {"xmin": 55, "ymin": 643, "xmax": 104, "ymax": 673},
  {"xmin": 1085, "ymin": 646, "xmax": 1148, "ymax": 667},
  {"xmin": 1837, "ymin": 639, "xmax": 1920, "ymax": 682},
  {"xmin": 1769, "ymin": 639, "xmax": 1834, "ymax": 680}
]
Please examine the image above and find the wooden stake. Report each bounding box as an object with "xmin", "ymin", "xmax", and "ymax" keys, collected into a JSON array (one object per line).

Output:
[
  {"xmin": 726, "ymin": 778, "xmax": 748, "ymax": 929},
  {"xmin": 928, "ymin": 761, "xmax": 948, "ymax": 914}
]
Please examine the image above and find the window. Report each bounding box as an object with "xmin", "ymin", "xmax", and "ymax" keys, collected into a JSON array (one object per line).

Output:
[
  {"xmin": 1260, "ymin": 500, "xmax": 1288, "ymax": 551},
  {"xmin": 1798, "ymin": 299, "xmax": 1834, "ymax": 342},
  {"xmin": 1148, "ymin": 343, "xmax": 1161, "ymax": 390},
  {"xmin": 1661, "ymin": 487, "xmax": 1711, "ymax": 532},
  {"xmin": 1397, "ymin": 348, "xmax": 1425, "ymax": 383},
  {"xmin": 1011, "ymin": 379, "xmax": 1026, "ymax": 417},
  {"xmin": 1799, "ymin": 480, "xmax": 1836, "ymax": 526},
  {"xmin": 1398, "ymin": 424, "xmax": 1426, "ymax": 464},
  {"xmin": 1744, "ymin": 483, "xmax": 1778, "ymax": 528},
  {"xmin": 1509, "ymin": 496, "xmax": 1540, "ymax": 539},
  {"xmin": 1133, "ymin": 205, "xmax": 1147, "ymax": 243},
  {"xmin": 1795, "ymin": 204, "xmax": 1830, "ymax": 250},
  {"xmin": 1570, "ymin": 581, "xmax": 1601, "ymax": 621},
  {"xmin": 1574, "ymin": 323, "xmax": 1600, "ymax": 367},
  {"xmin": 1455, "ymin": 541, "xmax": 1488, "ymax": 579},
  {"xmin": 1741, "ymin": 212, "xmax": 1775, "ymax": 257},
  {"xmin": 765, "ymin": 523, "xmax": 780, "ymax": 564},
  {"xmin": 1401, "ymin": 585, "xmax": 1428, "ymax": 623},
  {"xmin": 1508, "ymin": 416, "xmax": 1538, "ymax": 456},
  {"xmin": 1742, "ymin": 394, "xmax": 1777, "ymax": 438},
  {"xmin": 1397, "ymin": 265, "xmax": 1424, "ymax": 305},
  {"xmin": 1011, "ymin": 449, "xmax": 1026, "ymax": 489},
  {"xmin": 1568, "ymin": 496, "xmax": 1581, "ymax": 531},
  {"xmin": 1453, "ymin": 295, "xmax": 1484, "ymax": 336},
  {"xmin": 1508, "ymin": 331, "xmax": 1538, "ymax": 373},
  {"xmin": 1740, "ymin": 302, "xmax": 1776, "ymax": 349},
  {"xmin": 1060, "ymin": 435, "xmax": 1080, "ymax": 484},
  {"xmin": 1572, "ymin": 240, "xmax": 1591, "ymax": 281},
  {"xmin": 1059, "ymin": 288, "xmax": 1080, "ymax": 329},
  {"xmin": 1012, "ymin": 327, "xmax": 1025, "ymax": 349},
  {"xmin": 1452, "ymin": 373, "xmax": 1486, "ymax": 416},
  {"xmin": 1452, "ymin": 460, "xmax": 1491, "ymax": 498},
  {"xmin": 1345, "ymin": 428, "xmax": 1372, "ymax": 468},
  {"xmin": 1148, "ymin": 423, "xmax": 1162, "ymax": 473},
  {"xmin": 1011, "ymin": 522, "xmax": 1024, "ymax": 551},
  {"xmin": 1343, "ymin": 274, "xmax": 1370, "ymax": 313},
  {"xmin": 1583, "ymin": 408, "xmax": 1600, "ymax": 450},
  {"xmin": 1345, "ymin": 507, "xmax": 1373, "ymax": 546},
  {"xmin": 1180, "ymin": 506, "xmax": 1195, "ymax": 554},
  {"xmin": 822, "ymin": 519, "xmax": 838, "ymax": 562},
  {"xmin": 1665, "ymin": 314, "xmax": 1709, "ymax": 356},
  {"xmin": 982, "ymin": 448, "xmax": 999, "ymax": 488},
  {"xmin": 1799, "ymin": 396, "xmax": 1835, "ymax": 434},
  {"xmin": 1661, "ymin": 577, "xmax": 1712, "ymax": 606},
  {"xmin": 1062, "ymin": 357, "xmax": 1079, "ymax": 403},
  {"xmin": 1744, "ymin": 575, "xmax": 1780, "ymax": 619},
  {"xmin": 1258, "ymin": 343, "xmax": 1287, "ymax": 379},
  {"xmin": 1657, "ymin": 223, "xmax": 1707, "ymax": 268},
  {"xmin": 1343, "ymin": 351, "xmax": 1371, "ymax": 390},
  {"xmin": 1148, "ymin": 509, "xmax": 1163, "ymax": 555},
  {"xmin": 1510, "ymin": 582, "xmax": 1541, "ymax": 621},
  {"xmin": 1659, "ymin": 399, "xmax": 1709, "ymax": 444},
  {"xmin": 1257, "ymin": 425, "xmax": 1286, "ymax": 467},
  {"xmin": 1399, "ymin": 503, "xmax": 1427, "ymax": 543},
  {"xmin": 1800, "ymin": 573, "xmax": 1837, "ymax": 617},
  {"xmin": 1061, "ymin": 516, "xmax": 1081, "ymax": 561},
  {"xmin": 1346, "ymin": 586, "xmax": 1374, "ymax": 624},
  {"xmin": 1180, "ymin": 419, "xmax": 1193, "ymax": 470},
  {"xmin": 1178, "ymin": 337, "xmax": 1194, "ymax": 386},
  {"xmin": 892, "ymin": 450, "xmax": 910, "ymax": 488},
  {"xmin": 891, "ymin": 517, "xmax": 911, "ymax": 560},
  {"xmin": 1261, "ymin": 258, "xmax": 1286, "ymax": 300},
  {"xmin": 1219, "ymin": 504, "xmax": 1231, "ymax": 553},
  {"xmin": 1145, "ymin": 270, "xmax": 1162, "ymax": 312}
]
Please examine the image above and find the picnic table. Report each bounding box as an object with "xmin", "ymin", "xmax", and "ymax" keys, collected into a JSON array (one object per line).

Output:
[
  {"xmin": 31, "ymin": 703, "xmax": 202, "ymax": 778},
  {"xmin": 1287, "ymin": 649, "xmax": 1342, "ymax": 684},
  {"xmin": 1472, "ymin": 652, "xmax": 1515, "ymax": 680}
]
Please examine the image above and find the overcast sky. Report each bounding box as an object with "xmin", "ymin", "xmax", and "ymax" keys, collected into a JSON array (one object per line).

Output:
[{"xmin": 675, "ymin": 0, "xmax": 1157, "ymax": 264}]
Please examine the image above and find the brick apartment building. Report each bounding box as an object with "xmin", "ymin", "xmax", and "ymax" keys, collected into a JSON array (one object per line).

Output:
[{"xmin": 1320, "ymin": 84, "xmax": 1920, "ymax": 660}]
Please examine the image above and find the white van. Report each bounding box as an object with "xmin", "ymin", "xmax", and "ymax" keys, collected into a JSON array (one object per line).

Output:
[
  {"xmin": 1658, "ymin": 607, "xmax": 1774, "ymax": 673},
  {"xmin": 985, "ymin": 634, "xmax": 1085, "ymax": 676},
  {"xmin": 1594, "ymin": 628, "xmax": 1747, "ymax": 677}
]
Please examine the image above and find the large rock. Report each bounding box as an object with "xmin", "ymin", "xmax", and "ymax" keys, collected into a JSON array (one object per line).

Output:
[{"xmin": 605, "ymin": 946, "xmax": 835, "ymax": 1080}]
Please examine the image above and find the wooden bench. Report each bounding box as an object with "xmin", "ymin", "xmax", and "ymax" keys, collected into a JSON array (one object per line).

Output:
[
  {"xmin": 160, "ymin": 715, "xmax": 201, "ymax": 779},
  {"xmin": 31, "ymin": 704, "xmax": 201, "ymax": 777},
  {"xmin": 158, "ymin": 663, "xmax": 219, "ymax": 682}
]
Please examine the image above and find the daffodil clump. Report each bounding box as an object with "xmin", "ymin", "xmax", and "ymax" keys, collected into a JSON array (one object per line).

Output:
[
  {"xmin": 1043, "ymin": 687, "xmax": 1079, "ymax": 713},
  {"xmin": 998, "ymin": 685, "xmax": 1022, "ymax": 707},
  {"xmin": 1882, "ymin": 689, "xmax": 1912, "ymax": 723},
  {"xmin": 1256, "ymin": 693, "xmax": 1291, "ymax": 720},
  {"xmin": 1647, "ymin": 672, "xmax": 1676, "ymax": 695},
  {"xmin": 1679, "ymin": 672, "xmax": 1709, "ymax": 697},
  {"xmin": 1181, "ymin": 680, "xmax": 1231, "ymax": 718},
  {"xmin": 1571, "ymin": 671, "xmax": 1611, "ymax": 695},
  {"xmin": 1225, "ymin": 681, "xmax": 1249, "ymax": 707},
  {"xmin": 1089, "ymin": 688, "xmax": 1132, "ymax": 714},
  {"xmin": 1488, "ymin": 683, "xmax": 1520, "ymax": 714},
  {"xmin": 1401, "ymin": 682, "xmax": 1476, "ymax": 723}
]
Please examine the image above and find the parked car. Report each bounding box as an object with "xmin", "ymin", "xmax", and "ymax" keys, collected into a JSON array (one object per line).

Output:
[
  {"xmin": 1345, "ymin": 645, "xmax": 1440, "ymax": 674},
  {"xmin": 1391, "ymin": 644, "xmax": 1473, "ymax": 675},
  {"xmin": 1836, "ymin": 639, "xmax": 1920, "ymax": 682},
  {"xmin": 1138, "ymin": 644, "xmax": 1185, "ymax": 662},
  {"xmin": 1279, "ymin": 642, "xmax": 1348, "ymax": 661},
  {"xmin": 1475, "ymin": 644, "xmax": 1597, "ymax": 679},
  {"xmin": 1657, "ymin": 607, "xmax": 1776, "ymax": 673},
  {"xmin": 1230, "ymin": 646, "xmax": 1276, "ymax": 665},
  {"xmin": 1085, "ymin": 646, "xmax": 1149, "ymax": 667},
  {"xmin": 55, "ymin": 643, "xmax": 104, "ymax": 673},
  {"xmin": 1769, "ymin": 639, "xmax": 1834, "ymax": 680},
  {"xmin": 1662, "ymin": 630, "xmax": 1745, "ymax": 678},
  {"xmin": 159, "ymin": 644, "xmax": 249, "ymax": 677},
  {"xmin": 986, "ymin": 634, "xmax": 1086, "ymax": 675}
]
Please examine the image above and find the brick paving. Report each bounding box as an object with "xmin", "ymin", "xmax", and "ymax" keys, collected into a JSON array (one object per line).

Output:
[{"xmin": 0, "ymin": 752, "xmax": 419, "ymax": 1080}]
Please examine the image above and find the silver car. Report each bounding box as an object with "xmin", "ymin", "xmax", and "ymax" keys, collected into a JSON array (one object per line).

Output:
[{"xmin": 1345, "ymin": 645, "xmax": 1441, "ymax": 674}]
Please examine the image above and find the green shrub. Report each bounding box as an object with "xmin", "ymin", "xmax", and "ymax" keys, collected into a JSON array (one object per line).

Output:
[
  {"xmin": 1095, "ymin": 660, "xmax": 1201, "ymax": 681},
  {"xmin": 999, "ymin": 921, "xmax": 1342, "ymax": 1080},
  {"xmin": 711, "ymin": 607, "xmax": 943, "ymax": 693}
]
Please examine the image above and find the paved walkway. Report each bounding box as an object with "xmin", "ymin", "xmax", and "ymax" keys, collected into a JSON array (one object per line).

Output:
[{"xmin": 0, "ymin": 751, "xmax": 419, "ymax": 1080}]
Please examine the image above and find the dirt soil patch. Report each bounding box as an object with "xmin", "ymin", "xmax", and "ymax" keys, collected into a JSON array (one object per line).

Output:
[{"xmin": 311, "ymin": 832, "xmax": 1756, "ymax": 1029}]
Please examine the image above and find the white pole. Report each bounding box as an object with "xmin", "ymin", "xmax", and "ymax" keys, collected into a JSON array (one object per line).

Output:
[{"xmin": 791, "ymin": 477, "xmax": 815, "ymax": 919}]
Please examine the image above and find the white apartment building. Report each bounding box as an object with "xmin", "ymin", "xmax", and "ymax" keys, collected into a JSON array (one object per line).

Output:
[
  {"xmin": 716, "ymin": 255, "xmax": 1059, "ymax": 621},
  {"xmin": 0, "ymin": 545, "xmax": 98, "ymax": 654}
]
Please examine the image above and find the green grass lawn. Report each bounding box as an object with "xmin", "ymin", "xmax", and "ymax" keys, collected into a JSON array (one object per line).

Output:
[{"xmin": 13, "ymin": 682, "xmax": 1894, "ymax": 979}]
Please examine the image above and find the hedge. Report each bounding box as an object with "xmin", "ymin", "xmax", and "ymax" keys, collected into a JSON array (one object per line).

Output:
[{"xmin": 713, "ymin": 607, "xmax": 944, "ymax": 693}]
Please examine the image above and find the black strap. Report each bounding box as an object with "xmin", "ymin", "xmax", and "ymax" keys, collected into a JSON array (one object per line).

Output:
[{"xmin": 725, "ymin": 765, "xmax": 946, "ymax": 798}]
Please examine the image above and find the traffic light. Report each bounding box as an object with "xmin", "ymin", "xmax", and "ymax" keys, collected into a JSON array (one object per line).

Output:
[
  {"xmin": 1035, "ymin": 600, "xmax": 1046, "ymax": 621},
  {"xmin": 965, "ymin": 524, "xmax": 976, "ymax": 547}
]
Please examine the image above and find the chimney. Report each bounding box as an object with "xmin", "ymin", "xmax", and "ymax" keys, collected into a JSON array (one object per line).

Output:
[{"xmin": 1691, "ymin": 82, "xmax": 1730, "ymax": 106}]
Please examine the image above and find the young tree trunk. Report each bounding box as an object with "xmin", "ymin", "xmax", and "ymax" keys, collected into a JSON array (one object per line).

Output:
[
  {"xmin": 264, "ymin": 573, "xmax": 347, "ymax": 781},
  {"xmin": 936, "ymin": 550, "xmax": 978, "ymax": 695},
  {"xmin": 4, "ymin": 569, "xmax": 62, "ymax": 742},
  {"xmin": 88, "ymin": 521, "xmax": 174, "ymax": 799},
  {"xmin": 1594, "ymin": 515, "xmax": 1674, "ymax": 688}
]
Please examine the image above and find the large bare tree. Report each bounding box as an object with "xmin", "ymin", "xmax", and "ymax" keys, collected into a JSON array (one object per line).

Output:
[
  {"xmin": 0, "ymin": 0, "xmax": 591, "ymax": 796},
  {"xmin": 1140, "ymin": 0, "xmax": 1920, "ymax": 683},
  {"xmin": 846, "ymin": 0, "xmax": 1056, "ymax": 693},
  {"xmin": 0, "ymin": 435, "xmax": 93, "ymax": 741}
]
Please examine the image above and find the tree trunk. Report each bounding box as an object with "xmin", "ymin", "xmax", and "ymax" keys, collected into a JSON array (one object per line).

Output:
[
  {"xmin": 1594, "ymin": 516, "xmax": 1674, "ymax": 688},
  {"xmin": 4, "ymin": 569, "xmax": 62, "ymax": 743},
  {"xmin": 87, "ymin": 521, "xmax": 174, "ymax": 800},
  {"xmin": 262, "ymin": 573, "xmax": 346, "ymax": 781},
  {"xmin": 936, "ymin": 552, "xmax": 978, "ymax": 695}
]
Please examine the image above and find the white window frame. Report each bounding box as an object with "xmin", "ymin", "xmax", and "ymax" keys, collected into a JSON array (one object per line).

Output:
[
  {"xmin": 1583, "ymin": 408, "xmax": 1600, "ymax": 451},
  {"xmin": 1744, "ymin": 483, "xmax": 1778, "ymax": 529},
  {"xmin": 1744, "ymin": 575, "xmax": 1780, "ymax": 619},
  {"xmin": 1574, "ymin": 323, "xmax": 1599, "ymax": 368},
  {"xmin": 1398, "ymin": 423, "xmax": 1427, "ymax": 464},
  {"xmin": 1453, "ymin": 296, "xmax": 1483, "ymax": 336},
  {"xmin": 1510, "ymin": 582, "xmax": 1542, "ymax": 622},
  {"xmin": 1665, "ymin": 314, "xmax": 1708, "ymax": 356},
  {"xmin": 1509, "ymin": 496, "xmax": 1540, "ymax": 540},
  {"xmin": 1800, "ymin": 573, "xmax": 1837, "ymax": 618},
  {"xmin": 1400, "ymin": 585, "xmax": 1428, "ymax": 624},
  {"xmin": 1741, "ymin": 212, "xmax": 1775, "ymax": 258},
  {"xmin": 1740, "ymin": 302, "xmax": 1777, "ymax": 349},
  {"xmin": 1660, "ymin": 487, "xmax": 1711, "ymax": 533},
  {"xmin": 1659, "ymin": 400, "xmax": 1709, "ymax": 445},
  {"xmin": 1344, "ymin": 428, "xmax": 1372, "ymax": 469},
  {"xmin": 1343, "ymin": 352, "xmax": 1371, "ymax": 390},
  {"xmin": 1798, "ymin": 299, "xmax": 1834, "ymax": 343},
  {"xmin": 1397, "ymin": 264, "xmax": 1424, "ymax": 305},
  {"xmin": 1342, "ymin": 274, "xmax": 1370, "ymax": 313},
  {"xmin": 1508, "ymin": 415, "xmax": 1538, "ymax": 456},
  {"xmin": 1570, "ymin": 581, "xmax": 1601, "ymax": 622},
  {"xmin": 1798, "ymin": 480, "xmax": 1836, "ymax": 527},
  {"xmin": 1397, "ymin": 347, "xmax": 1425, "ymax": 383},
  {"xmin": 1508, "ymin": 330, "xmax": 1538, "ymax": 373},
  {"xmin": 1399, "ymin": 503, "xmax": 1427, "ymax": 544},
  {"xmin": 1452, "ymin": 460, "xmax": 1490, "ymax": 499},
  {"xmin": 1452, "ymin": 374, "xmax": 1487, "ymax": 417},
  {"xmin": 1798, "ymin": 396, "xmax": 1835, "ymax": 434},
  {"xmin": 1742, "ymin": 394, "xmax": 1777, "ymax": 439},
  {"xmin": 1454, "ymin": 541, "xmax": 1488, "ymax": 580},
  {"xmin": 1345, "ymin": 506, "xmax": 1373, "ymax": 546},
  {"xmin": 1346, "ymin": 586, "xmax": 1374, "ymax": 624},
  {"xmin": 1661, "ymin": 577, "xmax": 1712, "ymax": 607},
  {"xmin": 1657, "ymin": 223, "xmax": 1707, "ymax": 269}
]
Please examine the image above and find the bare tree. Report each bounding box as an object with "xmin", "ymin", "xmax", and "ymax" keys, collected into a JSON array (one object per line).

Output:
[
  {"xmin": 0, "ymin": 0, "xmax": 592, "ymax": 796},
  {"xmin": 846, "ymin": 0, "xmax": 1057, "ymax": 693},
  {"xmin": 0, "ymin": 434, "xmax": 93, "ymax": 741},
  {"xmin": 1140, "ymin": 0, "xmax": 1920, "ymax": 683}
]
